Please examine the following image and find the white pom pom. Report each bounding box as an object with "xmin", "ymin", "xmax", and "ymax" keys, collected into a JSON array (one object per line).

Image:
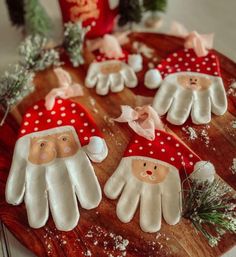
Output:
[
  {"xmin": 128, "ymin": 54, "xmax": 143, "ymax": 72},
  {"xmin": 87, "ymin": 136, "xmax": 104, "ymax": 154},
  {"xmin": 190, "ymin": 161, "xmax": 215, "ymax": 183},
  {"xmin": 144, "ymin": 69, "xmax": 162, "ymax": 89}
]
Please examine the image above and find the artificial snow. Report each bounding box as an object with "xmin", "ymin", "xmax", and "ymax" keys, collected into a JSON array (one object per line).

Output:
[
  {"xmin": 231, "ymin": 120, "xmax": 236, "ymax": 129},
  {"xmin": 84, "ymin": 250, "xmax": 92, "ymax": 256},
  {"xmin": 84, "ymin": 225, "xmax": 129, "ymax": 257},
  {"xmin": 227, "ymin": 82, "xmax": 236, "ymax": 97},
  {"xmin": 182, "ymin": 125, "xmax": 211, "ymax": 147},
  {"xmin": 182, "ymin": 126, "xmax": 198, "ymax": 140},
  {"xmin": 231, "ymin": 82, "xmax": 236, "ymax": 89}
]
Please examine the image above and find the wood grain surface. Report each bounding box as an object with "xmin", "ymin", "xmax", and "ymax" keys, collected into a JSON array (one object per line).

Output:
[{"xmin": 0, "ymin": 33, "xmax": 235, "ymax": 257}]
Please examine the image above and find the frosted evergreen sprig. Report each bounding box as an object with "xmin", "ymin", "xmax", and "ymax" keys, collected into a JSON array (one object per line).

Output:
[
  {"xmin": 63, "ymin": 21, "xmax": 87, "ymax": 67},
  {"xmin": 183, "ymin": 179, "xmax": 236, "ymax": 247},
  {"xmin": 24, "ymin": 0, "xmax": 51, "ymax": 37},
  {"xmin": 19, "ymin": 34, "xmax": 60, "ymax": 72},
  {"xmin": 0, "ymin": 65, "xmax": 34, "ymax": 125},
  {"xmin": 143, "ymin": 0, "xmax": 167, "ymax": 13}
]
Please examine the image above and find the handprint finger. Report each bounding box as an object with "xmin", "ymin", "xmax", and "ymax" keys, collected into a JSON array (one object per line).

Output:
[
  {"xmin": 167, "ymin": 89, "xmax": 193, "ymax": 125},
  {"xmin": 140, "ymin": 185, "xmax": 162, "ymax": 232}
]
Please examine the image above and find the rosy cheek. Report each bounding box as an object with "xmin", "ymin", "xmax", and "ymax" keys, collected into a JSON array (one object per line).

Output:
[{"xmin": 63, "ymin": 146, "xmax": 72, "ymax": 153}]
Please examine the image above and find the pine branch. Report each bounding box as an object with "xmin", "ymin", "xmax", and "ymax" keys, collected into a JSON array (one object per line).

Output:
[
  {"xmin": 63, "ymin": 21, "xmax": 87, "ymax": 67},
  {"xmin": 182, "ymin": 179, "xmax": 236, "ymax": 247},
  {"xmin": 143, "ymin": 0, "xmax": 167, "ymax": 13},
  {"xmin": 19, "ymin": 34, "xmax": 60, "ymax": 71},
  {"xmin": 24, "ymin": 0, "xmax": 51, "ymax": 37},
  {"xmin": 118, "ymin": 0, "xmax": 142, "ymax": 27},
  {"xmin": 0, "ymin": 65, "xmax": 34, "ymax": 125},
  {"xmin": 5, "ymin": 0, "xmax": 25, "ymax": 27}
]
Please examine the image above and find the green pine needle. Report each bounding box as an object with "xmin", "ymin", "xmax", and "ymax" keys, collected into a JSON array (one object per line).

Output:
[
  {"xmin": 63, "ymin": 21, "xmax": 87, "ymax": 67},
  {"xmin": 0, "ymin": 65, "xmax": 34, "ymax": 125},
  {"xmin": 19, "ymin": 34, "xmax": 60, "ymax": 71},
  {"xmin": 118, "ymin": 0, "xmax": 143, "ymax": 27},
  {"xmin": 118, "ymin": 0, "xmax": 167, "ymax": 27},
  {"xmin": 183, "ymin": 179, "xmax": 236, "ymax": 247},
  {"xmin": 24, "ymin": 0, "xmax": 51, "ymax": 37},
  {"xmin": 143, "ymin": 0, "xmax": 167, "ymax": 13}
]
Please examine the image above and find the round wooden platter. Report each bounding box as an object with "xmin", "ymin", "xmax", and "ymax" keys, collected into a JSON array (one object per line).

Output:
[{"xmin": 0, "ymin": 33, "xmax": 236, "ymax": 257}]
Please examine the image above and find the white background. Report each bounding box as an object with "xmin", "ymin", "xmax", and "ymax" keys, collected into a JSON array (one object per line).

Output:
[{"xmin": 0, "ymin": 0, "xmax": 235, "ymax": 256}]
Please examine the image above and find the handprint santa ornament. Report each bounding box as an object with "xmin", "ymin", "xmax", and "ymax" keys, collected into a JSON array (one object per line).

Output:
[
  {"xmin": 104, "ymin": 106, "xmax": 215, "ymax": 232},
  {"xmin": 85, "ymin": 34, "xmax": 143, "ymax": 95},
  {"xmin": 6, "ymin": 98, "xmax": 108, "ymax": 231},
  {"xmin": 145, "ymin": 48, "xmax": 227, "ymax": 125}
]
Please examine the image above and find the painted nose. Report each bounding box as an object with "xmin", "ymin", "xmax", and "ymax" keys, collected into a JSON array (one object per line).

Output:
[{"xmin": 146, "ymin": 170, "xmax": 153, "ymax": 175}]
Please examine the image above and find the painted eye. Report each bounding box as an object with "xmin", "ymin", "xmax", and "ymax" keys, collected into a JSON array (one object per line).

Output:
[
  {"xmin": 190, "ymin": 78, "xmax": 193, "ymax": 81},
  {"xmin": 143, "ymin": 163, "xmax": 146, "ymax": 167},
  {"xmin": 154, "ymin": 166, "xmax": 157, "ymax": 170},
  {"xmin": 62, "ymin": 137, "xmax": 67, "ymax": 141},
  {"xmin": 40, "ymin": 142, "xmax": 45, "ymax": 147}
]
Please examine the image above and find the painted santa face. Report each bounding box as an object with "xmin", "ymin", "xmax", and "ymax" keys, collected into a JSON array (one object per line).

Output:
[
  {"xmin": 28, "ymin": 131, "xmax": 79, "ymax": 165},
  {"xmin": 100, "ymin": 62, "xmax": 122, "ymax": 75},
  {"xmin": 177, "ymin": 74, "xmax": 212, "ymax": 91},
  {"xmin": 131, "ymin": 159, "xmax": 170, "ymax": 184}
]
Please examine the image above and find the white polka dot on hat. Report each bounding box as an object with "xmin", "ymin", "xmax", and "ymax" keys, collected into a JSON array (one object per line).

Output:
[
  {"xmin": 18, "ymin": 98, "xmax": 102, "ymax": 147},
  {"xmin": 162, "ymin": 49, "xmax": 220, "ymax": 78},
  {"xmin": 145, "ymin": 48, "xmax": 222, "ymax": 89},
  {"xmin": 124, "ymin": 130, "xmax": 202, "ymax": 175}
]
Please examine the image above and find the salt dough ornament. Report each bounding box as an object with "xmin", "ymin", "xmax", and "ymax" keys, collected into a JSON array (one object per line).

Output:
[
  {"xmin": 58, "ymin": 0, "xmax": 118, "ymax": 38},
  {"xmin": 85, "ymin": 34, "xmax": 143, "ymax": 95},
  {"xmin": 104, "ymin": 129, "xmax": 215, "ymax": 232},
  {"xmin": 5, "ymin": 98, "xmax": 108, "ymax": 231},
  {"xmin": 144, "ymin": 48, "xmax": 227, "ymax": 125}
]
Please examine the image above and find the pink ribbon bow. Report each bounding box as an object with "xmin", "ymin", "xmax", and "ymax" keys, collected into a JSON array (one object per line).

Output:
[
  {"xmin": 114, "ymin": 105, "xmax": 165, "ymax": 140},
  {"xmin": 45, "ymin": 68, "xmax": 83, "ymax": 110},
  {"xmin": 170, "ymin": 21, "xmax": 214, "ymax": 57}
]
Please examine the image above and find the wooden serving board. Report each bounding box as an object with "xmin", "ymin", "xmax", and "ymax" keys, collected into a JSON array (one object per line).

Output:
[{"xmin": 0, "ymin": 33, "xmax": 236, "ymax": 257}]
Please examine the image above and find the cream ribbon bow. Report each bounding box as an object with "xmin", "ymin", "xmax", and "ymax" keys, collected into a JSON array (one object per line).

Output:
[
  {"xmin": 45, "ymin": 68, "xmax": 83, "ymax": 110},
  {"xmin": 170, "ymin": 21, "xmax": 214, "ymax": 57},
  {"xmin": 114, "ymin": 105, "xmax": 165, "ymax": 140}
]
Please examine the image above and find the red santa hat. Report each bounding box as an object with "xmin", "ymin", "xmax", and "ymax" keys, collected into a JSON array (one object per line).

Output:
[
  {"xmin": 18, "ymin": 98, "xmax": 102, "ymax": 147},
  {"xmin": 145, "ymin": 48, "xmax": 222, "ymax": 89},
  {"xmin": 124, "ymin": 129, "xmax": 215, "ymax": 181},
  {"xmin": 95, "ymin": 49, "xmax": 129, "ymax": 63},
  {"xmin": 95, "ymin": 49, "xmax": 143, "ymax": 73}
]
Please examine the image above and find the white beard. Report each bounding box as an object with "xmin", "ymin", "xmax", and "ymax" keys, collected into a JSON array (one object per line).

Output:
[
  {"xmin": 104, "ymin": 157, "xmax": 182, "ymax": 233},
  {"xmin": 152, "ymin": 72, "xmax": 227, "ymax": 125},
  {"xmin": 6, "ymin": 148, "xmax": 101, "ymax": 231}
]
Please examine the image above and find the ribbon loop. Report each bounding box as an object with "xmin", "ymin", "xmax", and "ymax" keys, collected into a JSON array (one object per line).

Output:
[
  {"xmin": 45, "ymin": 68, "xmax": 83, "ymax": 110},
  {"xmin": 114, "ymin": 105, "xmax": 164, "ymax": 141},
  {"xmin": 170, "ymin": 22, "xmax": 214, "ymax": 57},
  {"xmin": 184, "ymin": 31, "xmax": 214, "ymax": 57}
]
